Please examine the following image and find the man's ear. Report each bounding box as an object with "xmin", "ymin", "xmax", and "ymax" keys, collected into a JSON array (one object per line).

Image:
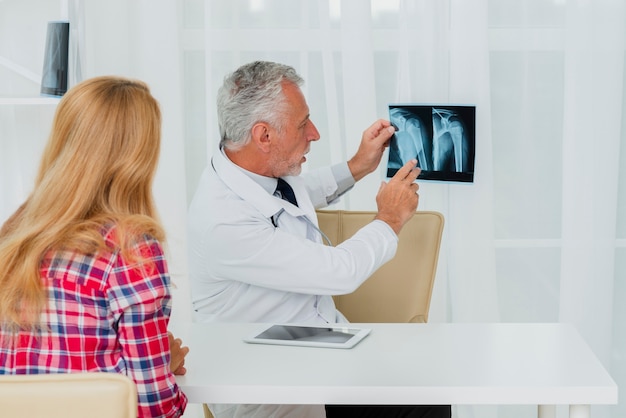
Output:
[{"xmin": 251, "ymin": 123, "xmax": 272, "ymax": 153}]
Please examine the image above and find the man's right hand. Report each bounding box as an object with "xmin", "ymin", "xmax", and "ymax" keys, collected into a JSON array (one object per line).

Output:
[{"xmin": 374, "ymin": 159, "xmax": 421, "ymax": 235}]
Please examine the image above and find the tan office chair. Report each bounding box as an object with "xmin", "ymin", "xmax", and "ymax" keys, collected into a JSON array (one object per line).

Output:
[
  {"xmin": 316, "ymin": 210, "xmax": 444, "ymax": 323},
  {"xmin": 0, "ymin": 372, "xmax": 137, "ymax": 418},
  {"xmin": 204, "ymin": 403, "xmax": 215, "ymax": 418}
]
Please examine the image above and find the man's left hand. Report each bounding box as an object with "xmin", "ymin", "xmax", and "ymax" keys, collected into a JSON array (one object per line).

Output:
[{"xmin": 347, "ymin": 119, "xmax": 395, "ymax": 182}]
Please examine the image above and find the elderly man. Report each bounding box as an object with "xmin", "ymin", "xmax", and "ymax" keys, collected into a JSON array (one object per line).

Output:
[{"xmin": 188, "ymin": 60, "xmax": 450, "ymax": 418}]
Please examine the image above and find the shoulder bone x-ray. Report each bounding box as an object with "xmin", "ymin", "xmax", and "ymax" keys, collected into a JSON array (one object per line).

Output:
[{"xmin": 386, "ymin": 104, "xmax": 476, "ymax": 183}]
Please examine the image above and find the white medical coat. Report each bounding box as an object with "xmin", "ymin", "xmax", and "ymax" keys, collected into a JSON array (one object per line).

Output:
[{"xmin": 187, "ymin": 149, "xmax": 399, "ymax": 417}]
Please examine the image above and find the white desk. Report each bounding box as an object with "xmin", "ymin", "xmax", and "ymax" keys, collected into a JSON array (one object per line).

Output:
[{"xmin": 174, "ymin": 322, "xmax": 617, "ymax": 418}]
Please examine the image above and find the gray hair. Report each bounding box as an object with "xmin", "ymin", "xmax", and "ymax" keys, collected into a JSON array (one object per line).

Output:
[{"xmin": 217, "ymin": 61, "xmax": 304, "ymax": 150}]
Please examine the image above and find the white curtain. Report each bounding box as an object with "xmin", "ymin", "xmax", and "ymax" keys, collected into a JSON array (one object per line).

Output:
[
  {"xmin": 2, "ymin": 1, "xmax": 625, "ymax": 418},
  {"xmin": 185, "ymin": 1, "xmax": 626, "ymax": 417}
]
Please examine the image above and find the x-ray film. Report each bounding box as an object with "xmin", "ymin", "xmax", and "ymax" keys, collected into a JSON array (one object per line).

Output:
[{"xmin": 387, "ymin": 104, "xmax": 476, "ymax": 183}]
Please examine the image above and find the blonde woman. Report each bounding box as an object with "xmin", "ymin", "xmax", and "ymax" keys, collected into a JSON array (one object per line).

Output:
[{"xmin": 0, "ymin": 76, "xmax": 188, "ymax": 417}]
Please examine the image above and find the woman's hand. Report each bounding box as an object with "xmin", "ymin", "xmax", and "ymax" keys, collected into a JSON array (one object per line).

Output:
[{"xmin": 168, "ymin": 332, "xmax": 190, "ymax": 375}]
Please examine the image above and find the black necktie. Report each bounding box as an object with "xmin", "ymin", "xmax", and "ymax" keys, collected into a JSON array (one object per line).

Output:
[{"xmin": 275, "ymin": 178, "xmax": 298, "ymax": 207}]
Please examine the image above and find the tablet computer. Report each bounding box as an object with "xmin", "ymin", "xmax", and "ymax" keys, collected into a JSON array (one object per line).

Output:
[
  {"xmin": 243, "ymin": 324, "xmax": 371, "ymax": 349},
  {"xmin": 387, "ymin": 103, "xmax": 476, "ymax": 183}
]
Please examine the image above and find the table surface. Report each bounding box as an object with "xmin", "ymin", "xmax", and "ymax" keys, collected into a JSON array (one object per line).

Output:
[{"xmin": 173, "ymin": 322, "xmax": 618, "ymax": 406}]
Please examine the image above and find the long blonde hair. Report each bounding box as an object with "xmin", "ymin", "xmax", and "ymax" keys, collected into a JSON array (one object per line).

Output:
[{"xmin": 0, "ymin": 76, "xmax": 164, "ymax": 331}]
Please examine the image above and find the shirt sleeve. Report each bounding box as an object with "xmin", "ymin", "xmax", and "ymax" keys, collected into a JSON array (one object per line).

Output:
[
  {"xmin": 330, "ymin": 162, "xmax": 356, "ymax": 201},
  {"xmin": 107, "ymin": 236, "xmax": 188, "ymax": 418},
  {"xmin": 304, "ymin": 162, "xmax": 356, "ymax": 208},
  {"xmin": 210, "ymin": 211, "xmax": 398, "ymax": 295}
]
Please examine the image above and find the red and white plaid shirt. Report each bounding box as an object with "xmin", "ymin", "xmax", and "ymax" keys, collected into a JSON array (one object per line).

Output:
[{"xmin": 0, "ymin": 225, "xmax": 187, "ymax": 418}]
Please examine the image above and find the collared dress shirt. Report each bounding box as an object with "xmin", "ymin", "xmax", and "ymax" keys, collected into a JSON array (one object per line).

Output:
[
  {"xmin": 0, "ymin": 225, "xmax": 188, "ymax": 418},
  {"xmin": 187, "ymin": 148, "xmax": 399, "ymax": 418}
]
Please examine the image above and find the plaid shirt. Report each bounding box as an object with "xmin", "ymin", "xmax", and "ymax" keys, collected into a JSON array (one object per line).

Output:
[{"xmin": 0, "ymin": 226, "xmax": 187, "ymax": 418}]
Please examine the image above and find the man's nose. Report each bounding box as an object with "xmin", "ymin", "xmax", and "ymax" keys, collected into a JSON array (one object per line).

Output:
[{"xmin": 307, "ymin": 121, "xmax": 320, "ymax": 142}]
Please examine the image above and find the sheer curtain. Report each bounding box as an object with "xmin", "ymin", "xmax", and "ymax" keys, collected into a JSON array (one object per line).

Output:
[
  {"xmin": 559, "ymin": 0, "xmax": 623, "ymax": 366},
  {"xmin": 489, "ymin": 2, "xmax": 624, "ymax": 417},
  {"xmin": 2, "ymin": 1, "xmax": 625, "ymax": 418},
  {"xmin": 182, "ymin": 1, "xmax": 626, "ymax": 417}
]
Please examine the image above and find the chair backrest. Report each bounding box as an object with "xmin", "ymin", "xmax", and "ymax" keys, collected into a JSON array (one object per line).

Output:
[
  {"xmin": 316, "ymin": 210, "xmax": 444, "ymax": 323},
  {"xmin": 0, "ymin": 372, "xmax": 137, "ymax": 418}
]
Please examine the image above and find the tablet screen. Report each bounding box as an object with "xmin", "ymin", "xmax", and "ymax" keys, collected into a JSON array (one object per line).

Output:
[{"xmin": 243, "ymin": 324, "xmax": 371, "ymax": 349}]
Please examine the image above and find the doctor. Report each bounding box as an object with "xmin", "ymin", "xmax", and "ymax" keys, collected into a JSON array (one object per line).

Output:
[{"xmin": 187, "ymin": 61, "xmax": 450, "ymax": 418}]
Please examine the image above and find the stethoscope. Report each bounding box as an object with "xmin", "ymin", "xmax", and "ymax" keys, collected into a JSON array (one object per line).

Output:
[
  {"xmin": 211, "ymin": 156, "xmax": 335, "ymax": 247},
  {"xmin": 271, "ymin": 208, "xmax": 333, "ymax": 247}
]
